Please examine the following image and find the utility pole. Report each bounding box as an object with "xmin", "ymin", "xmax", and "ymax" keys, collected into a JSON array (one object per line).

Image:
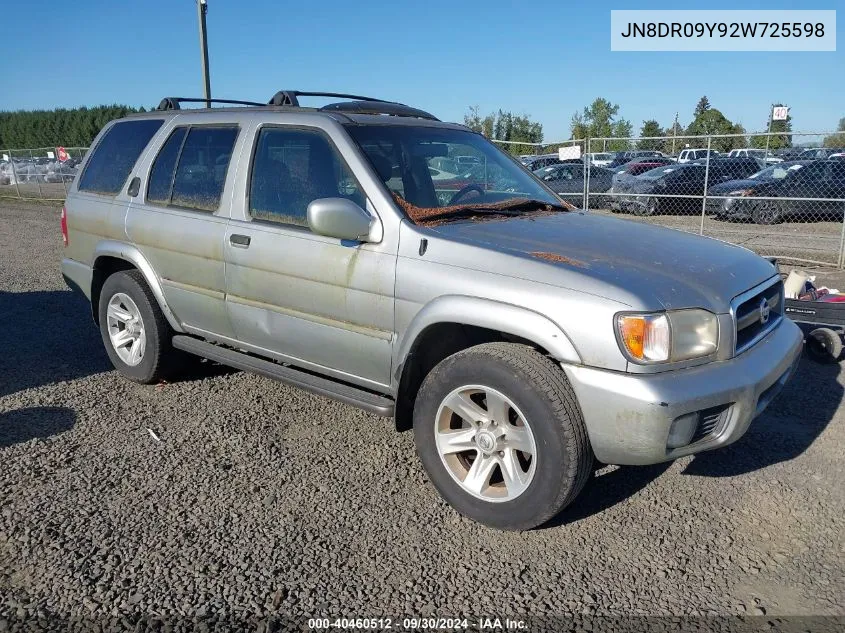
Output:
[
  {"xmin": 671, "ymin": 112, "xmax": 679, "ymax": 154},
  {"xmin": 197, "ymin": 0, "xmax": 211, "ymax": 107},
  {"xmin": 764, "ymin": 103, "xmax": 773, "ymax": 161}
]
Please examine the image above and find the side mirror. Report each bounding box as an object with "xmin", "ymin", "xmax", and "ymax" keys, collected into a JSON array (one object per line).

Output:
[{"xmin": 307, "ymin": 198, "xmax": 372, "ymax": 242}]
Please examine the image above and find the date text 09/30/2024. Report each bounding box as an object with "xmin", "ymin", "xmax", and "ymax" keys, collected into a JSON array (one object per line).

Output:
[{"xmin": 307, "ymin": 617, "xmax": 528, "ymax": 630}]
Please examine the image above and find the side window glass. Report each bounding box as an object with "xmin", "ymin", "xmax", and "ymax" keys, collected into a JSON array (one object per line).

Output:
[
  {"xmin": 248, "ymin": 127, "xmax": 365, "ymax": 228},
  {"xmin": 78, "ymin": 119, "xmax": 164, "ymax": 195},
  {"xmin": 147, "ymin": 127, "xmax": 187, "ymax": 205},
  {"xmin": 170, "ymin": 126, "xmax": 239, "ymax": 211}
]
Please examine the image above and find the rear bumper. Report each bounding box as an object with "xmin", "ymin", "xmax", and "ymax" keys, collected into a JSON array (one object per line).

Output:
[
  {"xmin": 61, "ymin": 258, "xmax": 92, "ymax": 300},
  {"xmin": 562, "ymin": 318, "xmax": 804, "ymax": 465}
]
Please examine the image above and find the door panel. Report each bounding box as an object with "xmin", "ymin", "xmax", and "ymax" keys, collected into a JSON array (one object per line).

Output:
[
  {"xmin": 223, "ymin": 123, "xmax": 395, "ymax": 389},
  {"xmin": 224, "ymin": 222, "xmax": 395, "ymax": 387}
]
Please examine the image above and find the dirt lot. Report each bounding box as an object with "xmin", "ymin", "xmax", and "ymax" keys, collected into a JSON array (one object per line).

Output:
[{"xmin": 1, "ymin": 200, "xmax": 844, "ymax": 629}]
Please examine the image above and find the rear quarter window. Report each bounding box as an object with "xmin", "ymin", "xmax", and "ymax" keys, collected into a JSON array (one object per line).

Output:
[{"xmin": 78, "ymin": 119, "xmax": 164, "ymax": 195}]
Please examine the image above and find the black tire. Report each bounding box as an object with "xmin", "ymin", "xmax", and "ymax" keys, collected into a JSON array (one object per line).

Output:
[
  {"xmin": 413, "ymin": 342, "xmax": 593, "ymax": 531},
  {"xmin": 806, "ymin": 328, "xmax": 843, "ymax": 364},
  {"xmin": 98, "ymin": 270, "xmax": 180, "ymax": 383},
  {"xmin": 752, "ymin": 200, "xmax": 782, "ymax": 225},
  {"xmin": 635, "ymin": 196, "xmax": 658, "ymax": 217}
]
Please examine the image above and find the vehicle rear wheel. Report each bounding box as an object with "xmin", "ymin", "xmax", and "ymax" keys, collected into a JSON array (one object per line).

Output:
[
  {"xmin": 807, "ymin": 327, "xmax": 843, "ymax": 364},
  {"xmin": 752, "ymin": 200, "xmax": 782, "ymax": 225},
  {"xmin": 413, "ymin": 342, "xmax": 592, "ymax": 531},
  {"xmin": 98, "ymin": 270, "xmax": 182, "ymax": 383}
]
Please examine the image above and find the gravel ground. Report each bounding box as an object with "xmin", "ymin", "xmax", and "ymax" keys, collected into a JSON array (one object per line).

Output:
[{"xmin": 1, "ymin": 200, "xmax": 844, "ymax": 630}]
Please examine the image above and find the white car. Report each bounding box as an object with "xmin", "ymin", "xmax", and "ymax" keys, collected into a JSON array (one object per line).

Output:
[
  {"xmin": 727, "ymin": 148, "xmax": 782, "ymax": 163},
  {"xmin": 586, "ymin": 152, "xmax": 614, "ymax": 167},
  {"xmin": 677, "ymin": 148, "xmax": 718, "ymax": 164}
]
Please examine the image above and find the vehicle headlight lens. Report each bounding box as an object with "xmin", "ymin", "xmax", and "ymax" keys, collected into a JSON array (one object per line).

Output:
[
  {"xmin": 616, "ymin": 309, "xmax": 719, "ymax": 363},
  {"xmin": 727, "ymin": 189, "xmax": 754, "ymax": 197}
]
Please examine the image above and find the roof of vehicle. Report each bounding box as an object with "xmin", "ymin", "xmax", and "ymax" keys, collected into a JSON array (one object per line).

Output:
[{"xmin": 120, "ymin": 91, "xmax": 471, "ymax": 131}]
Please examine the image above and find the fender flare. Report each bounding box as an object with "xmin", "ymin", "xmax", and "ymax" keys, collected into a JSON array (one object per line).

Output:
[
  {"xmin": 92, "ymin": 240, "xmax": 184, "ymax": 333},
  {"xmin": 393, "ymin": 295, "xmax": 581, "ymax": 386}
]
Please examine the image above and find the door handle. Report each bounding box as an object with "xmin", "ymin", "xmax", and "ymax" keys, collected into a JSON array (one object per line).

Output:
[{"xmin": 230, "ymin": 234, "xmax": 251, "ymax": 248}]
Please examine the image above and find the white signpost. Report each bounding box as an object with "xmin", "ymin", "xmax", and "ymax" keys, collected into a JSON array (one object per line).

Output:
[
  {"xmin": 558, "ymin": 145, "xmax": 581, "ymax": 161},
  {"xmin": 772, "ymin": 106, "xmax": 789, "ymax": 121}
]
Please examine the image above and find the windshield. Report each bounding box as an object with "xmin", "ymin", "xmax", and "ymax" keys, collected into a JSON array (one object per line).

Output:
[
  {"xmin": 346, "ymin": 125, "xmax": 561, "ymax": 221},
  {"xmin": 639, "ymin": 165, "xmax": 680, "ymax": 180}
]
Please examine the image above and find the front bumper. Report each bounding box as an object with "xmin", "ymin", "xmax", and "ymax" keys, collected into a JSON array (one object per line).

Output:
[{"xmin": 562, "ymin": 317, "xmax": 804, "ymax": 465}]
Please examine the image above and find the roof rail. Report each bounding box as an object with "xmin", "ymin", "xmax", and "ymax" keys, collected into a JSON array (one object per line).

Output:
[
  {"xmin": 156, "ymin": 97, "xmax": 266, "ymax": 111},
  {"xmin": 320, "ymin": 100, "xmax": 439, "ymax": 121},
  {"xmin": 267, "ymin": 90, "xmax": 392, "ymax": 107}
]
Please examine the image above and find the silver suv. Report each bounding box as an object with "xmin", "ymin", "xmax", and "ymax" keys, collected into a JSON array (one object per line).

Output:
[{"xmin": 61, "ymin": 91, "xmax": 803, "ymax": 530}]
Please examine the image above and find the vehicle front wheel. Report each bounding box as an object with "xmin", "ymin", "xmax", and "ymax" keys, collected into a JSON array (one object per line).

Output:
[
  {"xmin": 98, "ymin": 270, "xmax": 182, "ymax": 384},
  {"xmin": 635, "ymin": 196, "xmax": 659, "ymax": 217},
  {"xmin": 413, "ymin": 342, "xmax": 592, "ymax": 531},
  {"xmin": 752, "ymin": 200, "xmax": 782, "ymax": 225}
]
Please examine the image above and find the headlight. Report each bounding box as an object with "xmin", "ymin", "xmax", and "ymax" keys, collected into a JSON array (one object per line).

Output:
[
  {"xmin": 616, "ymin": 309, "xmax": 719, "ymax": 363},
  {"xmin": 727, "ymin": 189, "xmax": 754, "ymax": 197}
]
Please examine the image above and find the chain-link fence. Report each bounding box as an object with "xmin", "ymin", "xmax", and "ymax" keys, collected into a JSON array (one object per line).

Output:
[
  {"xmin": 496, "ymin": 131, "xmax": 845, "ymax": 268},
  {"xmin": 0, "ymin": 146, "xmax": 88, "ymax": 201}
]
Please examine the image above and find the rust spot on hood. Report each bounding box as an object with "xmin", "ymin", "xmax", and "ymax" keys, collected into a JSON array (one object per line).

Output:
[
  {"xmin": 392, "ymin": 193, "xmax": 572, "ymax": 227},
  {"xmin": 530, "ymin": 251, "xmax": 588, "ymax": 268}
]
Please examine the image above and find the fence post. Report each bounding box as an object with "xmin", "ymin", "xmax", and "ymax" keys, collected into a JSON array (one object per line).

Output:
[
  {"xmin": 838, "ymin": 214, "xmax": 845, "ymax": 270},
  {"xmin": 30, "ymin": 149, "xmax": 45, "ymax": 200},
  {"xmin": 699, "ymin": 136, "xmax": 711, "ymax": 236},
  {"xmin": 584, "ymin": 138, "xmax": 591, "ymax": 210},
  {"xmin": 8, "ymin": 150, "xmax": 22, "ymax": 199}
]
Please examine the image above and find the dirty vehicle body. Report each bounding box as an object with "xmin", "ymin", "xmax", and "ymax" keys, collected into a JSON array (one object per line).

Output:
[{"xmin": 61, "ymin": 92, "xmax": 803, "ymax": 530}]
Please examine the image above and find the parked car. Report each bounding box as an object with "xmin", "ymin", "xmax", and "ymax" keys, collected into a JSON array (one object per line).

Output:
[
  {"xmin": 677, "ymin": 148, "xmax": 719, "ymax": 164},
  {"xmin": 611, "ymin": 158, "xmax": 761, "ymax": 216},
  {"xmin": 611, "ymin": 158, "xmax": 677, "ymax": 190},
  {"xmin": 774, "ymin": 148, "xmax": 806, "ymax": 161},
  {"xmin": 60, "ymin": 90, "xmax": 803, "ymax": 531},
  {"xmin": 797, "ymin": 148, "xmax": 845, "ymax": 160},
  {"xmin": 726, "ymin": 148, "xmax": 782, "ymax": 163},
  {"xmin": 533, "ymin": 163, "xmax": 614, "ymax": 205},
  {"xmin": 708, "ymin": 161, "xmax": 810, "ymax": 218},
  {"xmin": 520, "ymin": 153, "xmax": 562, "ymax": 171},
  {"xmin": 585, "ymin": 152, "xmax": 614, "ymax": 167},
  {"xmin": 605, "ymin": 150, "xmax": 667, "ymax": 170},
  {"xmin": 718, "ymin": 159, "xmax": 845, "ymax": 224}
]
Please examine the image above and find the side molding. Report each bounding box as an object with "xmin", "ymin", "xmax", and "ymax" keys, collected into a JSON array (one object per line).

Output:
[
  {"xmin": 93, "ymin": 240, "xmax": 184, "ymax": 333},
  {"xmin": 394, "ymin": 295, "xmax": 581, "ymax": 381}
]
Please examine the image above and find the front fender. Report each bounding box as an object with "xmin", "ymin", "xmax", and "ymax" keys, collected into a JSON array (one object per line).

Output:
[
  {"xmin": 393, "ymin": 295, "xmax": 581, "ymax": 386},
  {"xmin": 93, "ymin": 240, "xmax": 184, "ymax": 333}
]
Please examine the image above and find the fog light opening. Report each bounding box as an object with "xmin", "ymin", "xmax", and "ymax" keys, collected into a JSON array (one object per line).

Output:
[{"xmin": 667, "ymin": 412, "xmax": 699, "ymax": 449}]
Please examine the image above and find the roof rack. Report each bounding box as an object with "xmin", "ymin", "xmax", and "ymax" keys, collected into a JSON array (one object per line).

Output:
[
  {"xmin": 267, "ymin": 90, "xmax": 392, "ymax": 107},
  {"xmin": 155, "ymin": 91, "xmax": 439, "ymax": 120},
  {"xmin": 156, "ymin": 97, "xmax": 266, "ymax": 111}
]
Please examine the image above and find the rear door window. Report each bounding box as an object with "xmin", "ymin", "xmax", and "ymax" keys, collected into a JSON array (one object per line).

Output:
[
  {"xmin": 78, "ymin": 119, "xmax": 164, "ymax": 195},
  {"xmin": 146, "ymin": 125, "xmax": 238, "ymax": 212}
]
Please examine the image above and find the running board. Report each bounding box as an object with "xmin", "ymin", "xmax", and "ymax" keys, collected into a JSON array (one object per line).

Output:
[{"xmin": 172, "ymin": 335, "xmax": 395, "ymax": 417}]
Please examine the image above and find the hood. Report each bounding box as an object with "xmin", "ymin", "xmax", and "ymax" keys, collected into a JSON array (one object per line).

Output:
[
  {"xmin": 708, "ymin": 178, "xmax": 763, "ymax": 194},
  {"xmin": 431, "ymin": 212, "xmax": 777, "ymax": 312}
]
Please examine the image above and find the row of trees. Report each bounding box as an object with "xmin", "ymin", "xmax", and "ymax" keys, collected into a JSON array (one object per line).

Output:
[
  {"xmin": 0, "ymin": 105, "xmax": 144, "ymax": 149},
  {"xmin": 570, "ymin": 95, "xmax": 796, "ymax": 153}
]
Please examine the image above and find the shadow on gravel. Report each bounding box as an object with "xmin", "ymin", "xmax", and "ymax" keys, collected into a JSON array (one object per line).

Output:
[
  {"xmin": 0, "ymin": 290, "xmax": 110, "ymax": 399},
  {"xmin": 682, "ymin": 355, "xmax": 843, "ymax": 478},
  {"xmin": 541, "ymin": 462, "xmax": 673, "ymax": 529},
  {"xmin": 0, "ymin": 406, "xmax": 76, "ymax": 448}
]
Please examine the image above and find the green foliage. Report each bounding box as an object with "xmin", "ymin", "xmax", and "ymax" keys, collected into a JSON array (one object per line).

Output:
[
  {"xmin": 464, "ymin": 106, "xmax": 543, "ymax": 155},
  {"xmin": 569, "ymin": 98, "xmax": 633, "ymax": 152},
  {"xmin": 686, "ymin": 108, "xmax": 747, "ymax": 152},
  {"xmin": 749, "ymin": 104, "xmax": 793, "ymax": 150},
  {"xmin": 637, "ymin": 120, "xmax": 664, "ymax": 150},
  {"xmin": 693, "ymin": 96, "xmax": 711, "ymax": 119},
  {"xmin": 822, "ymin": 117, "xmax": 845, "ymax": 148},
  {"xmin": 0, "ymin": 105, "xmax": 143, "ymax": 149}
]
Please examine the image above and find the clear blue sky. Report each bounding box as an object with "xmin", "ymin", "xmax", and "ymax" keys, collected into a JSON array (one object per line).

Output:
[{"xmin": 0, "ymin": 1, "xmax": 840, "ymax": 140}]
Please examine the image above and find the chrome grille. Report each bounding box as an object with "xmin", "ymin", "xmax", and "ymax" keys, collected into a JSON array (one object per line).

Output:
[{"xmin": 733, "ymin": 279, "xmax": 783, "ymax": 355}]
